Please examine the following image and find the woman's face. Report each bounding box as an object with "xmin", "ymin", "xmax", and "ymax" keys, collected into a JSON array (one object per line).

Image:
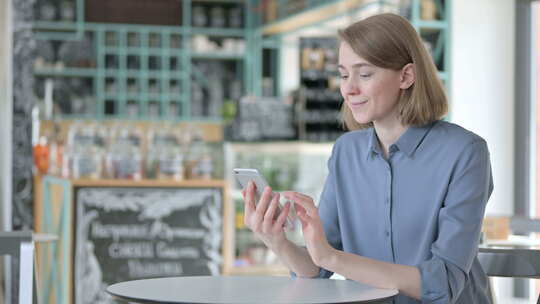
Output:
[{"xmin": 338, "ymin": 42, "xmax": 403, "ymax": 126}]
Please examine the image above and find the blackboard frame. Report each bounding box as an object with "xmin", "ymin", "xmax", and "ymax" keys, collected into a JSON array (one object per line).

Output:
[{"xmin": 69, "ymin": 180, "xmax": 231, "ymax": 304}]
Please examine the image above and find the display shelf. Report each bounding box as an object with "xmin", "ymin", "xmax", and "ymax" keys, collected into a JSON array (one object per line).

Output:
[
  {"xmin": 437, "ymin": 71, "xmax": 448, "ymax": 81},
  {"xmin": 192, "ymin": 0, "xmax": 246, "ymax": 3},
  {"xmin": 32, "ymin": 0, "xmax": 250, "ymax": 121},
  {"xmin": 34, "ymin": 21, "xmax": 80, "ymax": 31},
  {"xmin": 296, "ymin": 37, "xmax": 342, "ymax": 142},
  {"xmin": 191, "ymin": 52, "xmax": 245, "ymax": 60},
  {"xmin": 190, "ymin": 27, "xmax": 245, "ymax": 37},
  {"xmin": 415, "ymin": 19, "xmax": 447, "ymax": 30},
  {"xmin": 34, "ymin": 67, "xmax": 96, "ymax": 78},
  {"xmin": 260, "ymin": 0, "xmax": 388, "ymax": 35},
  {"xmin": 410, "ymin": 0, "xmax": 450, "ymax": 91}
]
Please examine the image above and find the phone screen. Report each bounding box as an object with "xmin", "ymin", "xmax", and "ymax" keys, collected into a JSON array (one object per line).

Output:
[
  {"xmin": 233, "ymin": 168, "xmax": 295, "ymax": 229},
  {"xmin": 233, "ymin": 168, "xmax": 268, "ymax": 202}
]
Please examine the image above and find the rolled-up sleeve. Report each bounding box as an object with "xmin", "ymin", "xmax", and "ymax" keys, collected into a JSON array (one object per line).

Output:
[{"xmin": 418, "ymin": 139, "xmax": 493, "ymax": 303}]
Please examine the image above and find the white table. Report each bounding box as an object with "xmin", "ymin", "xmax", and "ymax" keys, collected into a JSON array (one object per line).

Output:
[
  {"xmin": 107, "ymin": 276, "xmax": 398, "ymax": 304},
  {"xmin": 479, "ymin": 246, "xmax": 540, "ymax": 303}
]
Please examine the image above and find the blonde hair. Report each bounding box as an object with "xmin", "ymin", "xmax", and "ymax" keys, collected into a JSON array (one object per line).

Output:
[{"xmin": 338, "ymin": 13, "xmax": 448, "ymax": 130}]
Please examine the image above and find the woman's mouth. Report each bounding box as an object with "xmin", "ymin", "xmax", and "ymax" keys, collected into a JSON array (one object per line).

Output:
[{"xmin": 349, "ymin": 100, "xmax": 368, "ymax": 108}]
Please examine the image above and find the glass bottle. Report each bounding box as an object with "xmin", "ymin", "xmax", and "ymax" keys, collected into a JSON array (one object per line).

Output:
[
  {"xmin": 210, "ymin": 6, "xmax": 226, "ymax": 28},
  {"xmin": 33, "ymin": 135, "xmax": 49, "ymax": 175},
  {"xmin": 69, "ymin": 123, "xmax": 102, "ymax": 179},
  {"xmin": 185, "ymin": 129, "xmax": 213, "ymax": 179},
  {"xmin": 108, "ymin": 125, "xmax": 143, "ymax": 180}
]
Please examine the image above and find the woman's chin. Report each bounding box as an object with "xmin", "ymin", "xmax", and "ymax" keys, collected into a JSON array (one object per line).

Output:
[{"xmin": 352, "ymin": 113, "xmax": 371, "ymax": 125}]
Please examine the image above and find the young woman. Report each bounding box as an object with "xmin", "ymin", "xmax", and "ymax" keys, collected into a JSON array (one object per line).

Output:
[{"xmin": 242, "ymin": 13, "xmax": 492, "ymax": 304}]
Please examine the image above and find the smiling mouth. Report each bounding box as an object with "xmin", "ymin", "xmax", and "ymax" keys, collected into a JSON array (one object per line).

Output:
[{"xmin": 349, "ymin": 100, "xmax": 368, "ymax": 106}]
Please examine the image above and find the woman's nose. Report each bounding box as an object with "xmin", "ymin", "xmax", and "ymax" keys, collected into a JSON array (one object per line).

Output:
[{"xmin": 342, "ymin": 78, "xmax": 360, "ymax": 95}]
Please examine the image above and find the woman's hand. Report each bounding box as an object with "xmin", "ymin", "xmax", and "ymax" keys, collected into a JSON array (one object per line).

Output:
[
  {"xmin": 242, "ymin": 181, "xmax": 291, "ymax": 251},
  {"xmin": 282, "ymin": 191, "xmax": 336, "ymax": 268}
]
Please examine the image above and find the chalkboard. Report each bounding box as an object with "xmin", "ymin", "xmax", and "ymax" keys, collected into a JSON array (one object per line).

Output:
[{"xmin": 74, "ymin": 187, "xmax": 223, "ymax": 304}]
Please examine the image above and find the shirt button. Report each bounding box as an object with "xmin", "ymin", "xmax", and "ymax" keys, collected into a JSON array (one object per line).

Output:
[
  {"xmin": 386, "ymin": 198, "xmax": 390, "ymax": 204},
  {"xmin": 385, "ymin": 231, "xmax": 390, "ymax": 237}
]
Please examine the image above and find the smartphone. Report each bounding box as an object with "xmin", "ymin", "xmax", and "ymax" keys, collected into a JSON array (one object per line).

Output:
[{"xmin": 233, "ymin": 168, "xmax": 295, "ymax": 229}]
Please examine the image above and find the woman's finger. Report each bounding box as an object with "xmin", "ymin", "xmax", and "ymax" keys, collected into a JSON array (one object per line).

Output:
[
  {"xmin": 295, "ymin": 202, "xmax": 306, "ymax": 214},
  {"xmin": 262, "ymin": 193, "xmax": 280, "ymax": 233},
  {"xmin": 264, "ymin": 192, "xmax": 280, "ymax": 221},
  {"xmin": 255, "ymin": 186, "xmax": 273, "ymax": 217},
  {"xmin": 296, "ymin": 208, "xmax": 309, "ymax": 229},
  {"xmin": 275, "ymin": 201, "xmax": 291, "ymax": 228},
  {"xmin": 293, "ymin": 191, "xmax": 315, "ymax": 201},
  {"xmin": 283, "ymin": 192, "xmax": 317, "ymax": 215},
  {"xmin": 244, "ymin": 182, "xmax": 256, "ymax": 213}
]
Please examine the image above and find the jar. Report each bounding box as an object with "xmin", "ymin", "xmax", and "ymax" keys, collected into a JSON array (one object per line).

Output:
[
  {"xmin": 210, "ymin": 6, "xmax": 226, "ymax": 28},
  {"xmin": 157, "ymin": 149, "xmax": 184, "ymax": 180},
  {"xmin": 192, "ymin": 6, "xmax": 207, "ymax": 27}
]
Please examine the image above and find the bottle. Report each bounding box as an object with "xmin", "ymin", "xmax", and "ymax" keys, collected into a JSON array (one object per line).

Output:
[
  {"xmin": 210, "ymin": 6, "xmax": 226, "ymax": 28},
  {"xmin": 47, "ymin": 121, "xmax": 64, "ymax": 176},
  {"xmin": 192, "ymin": 5, "xmax": 207, "ymax": 27},
  {"xmin": 185, "ymin": 129, "xmax": 213, "ymax": 179},
  {"xmin": 228, "ymin": 7, "xmax": 242, "ymax": 28},
  {"xmin": 108, "ymin": 125, "xmax": 143, "ymax": 180},
  {"xmin": 33, "ymin": 136, "xmax": 50, "ymax": 175},
  {"xmin": 69, "ymin": 123, "xmax": 102, "ymax": 179},
  {"xmin": 149, "ymin": 124, "xmax": 185, "ymax": 180},
  {"xmin": 157, "ymin": 147, "xmax": 184, "ymax": 180}
]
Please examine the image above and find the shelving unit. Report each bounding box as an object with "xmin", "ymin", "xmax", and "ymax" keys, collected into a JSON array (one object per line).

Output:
[
  {"xmin": 297, "ymin": 37, "xmax": 342, "ymax": 142},
  {"xmin": 410, "ymin": 0, "xmax": 450, "ymax": 91},
  {"xmin": 32, "ymin": 0, "xmax": 250, "ymax": 121},
  {"xmin": 260, "ymin": 0, "xmax": 451, "ymax": 141}
]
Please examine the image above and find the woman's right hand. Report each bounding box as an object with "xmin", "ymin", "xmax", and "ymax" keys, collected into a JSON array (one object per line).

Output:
[{"xmin": 241, "ymin": 181, "xmax": 291, "ymax": 250}]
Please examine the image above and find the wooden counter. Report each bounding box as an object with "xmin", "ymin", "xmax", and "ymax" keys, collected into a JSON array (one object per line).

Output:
[{"xmin": 34, "ymin": 175, "xmax": 233, "ymax": 304}]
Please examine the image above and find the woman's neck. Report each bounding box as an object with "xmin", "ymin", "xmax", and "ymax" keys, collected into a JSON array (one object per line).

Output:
[{"xmin": 373, "ymin": 118, "xmax": 408, "ymax": 159}]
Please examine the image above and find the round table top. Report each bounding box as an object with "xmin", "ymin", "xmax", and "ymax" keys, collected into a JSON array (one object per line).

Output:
[{"xmin": 106, "ymin": 275, "xmax": 398, "ymax": 304}]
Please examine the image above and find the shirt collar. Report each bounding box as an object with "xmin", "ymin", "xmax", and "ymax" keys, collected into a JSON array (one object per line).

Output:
[
  {"xmin": 366, "ymin": 128, "xmax": 381, "ymax": 160},
  {"xmin": 366, "ymin": 121, "xmax": 437, "ymax": 159}
]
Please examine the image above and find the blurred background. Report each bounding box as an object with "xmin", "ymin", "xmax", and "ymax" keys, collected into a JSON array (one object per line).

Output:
[{"xmin": 0, "ymin": 0, "xmax": 538, "ymax": 303}]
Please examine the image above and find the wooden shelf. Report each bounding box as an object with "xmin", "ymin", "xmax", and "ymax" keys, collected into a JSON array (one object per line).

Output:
[
  {"xmin": 69, "ymin": 178, "xmax": 227, "ymax": 188},
  {"xmin": 262, "ymin": 0, "xmax": 373, "ymax": 36}
]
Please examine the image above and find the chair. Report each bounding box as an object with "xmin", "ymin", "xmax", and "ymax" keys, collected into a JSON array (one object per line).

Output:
[
  {"xmin": 0, "ymin": 231, "xmax": 34, "ymax": 304},
  {"xmin": 478, "ymin": 247, "xmax": 540, "ymax": 304}
]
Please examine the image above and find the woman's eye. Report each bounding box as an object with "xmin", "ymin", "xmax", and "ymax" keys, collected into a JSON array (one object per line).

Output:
[
  {"xmin": 340, "ymin": 75, "xmax": 349, "ymax": 80},
  {"xmin": 360, "ymin": 74, "xmax": 372, "ymax": 78}
]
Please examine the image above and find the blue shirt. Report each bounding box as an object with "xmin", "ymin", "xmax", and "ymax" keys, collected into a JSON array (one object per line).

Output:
[{"xmin": 315, "ymin": 120, "xmax": 493, "ymax": 303}]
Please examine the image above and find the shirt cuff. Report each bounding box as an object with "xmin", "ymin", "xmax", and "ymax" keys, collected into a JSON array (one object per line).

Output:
[
  {"xmin": 290, "ymin": 267, "xmax": 333, "ymax": 279},
  {"xmin": 418, "ymin": 257, "xmax": 450, "ymax": 303}
]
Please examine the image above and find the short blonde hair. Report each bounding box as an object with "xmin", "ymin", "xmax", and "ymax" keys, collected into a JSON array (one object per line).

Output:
[{"xmin": 338, "ymin": 13, "xmax": 448, "ymax": 130}]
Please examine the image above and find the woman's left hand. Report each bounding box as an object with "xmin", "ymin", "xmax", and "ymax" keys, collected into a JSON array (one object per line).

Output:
[{"xmin": 282, "ymin": 191, "xmax": 336, "ymax": 268}]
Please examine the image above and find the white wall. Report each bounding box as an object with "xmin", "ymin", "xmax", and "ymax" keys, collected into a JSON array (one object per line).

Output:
[
  {"xmin": 0, "ymin": 0, "xmax": 12, "ymax": 301},
  {"xmin": 0, "ymin": 0, "xmax": 13, "ymax": 231},
  {"xmin": 451, "ymin": 0, "xmax": 515, "ymax": 216},
  {"xmin": 451, "ymin": 0, "xmax": 517, "ymax": 300}
]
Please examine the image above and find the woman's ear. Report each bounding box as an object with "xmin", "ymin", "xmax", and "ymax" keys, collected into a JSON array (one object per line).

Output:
[{"xmin": 399, "ymin": 63, "xmax": 415, "ymax": 89}]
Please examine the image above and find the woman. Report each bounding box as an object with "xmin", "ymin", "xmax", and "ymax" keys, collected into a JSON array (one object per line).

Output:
[{"xmin": 242, "ymin": 13, "xmax": 492, "ymax": 303}]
